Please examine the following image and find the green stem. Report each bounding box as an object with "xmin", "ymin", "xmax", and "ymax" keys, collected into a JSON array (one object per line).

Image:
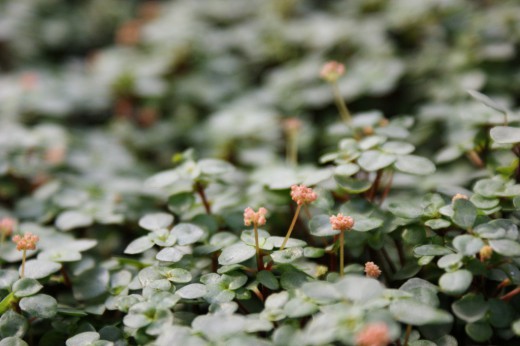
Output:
[
  {"xmin": 332, "ymin": 82, "xmax": 352, "ymax": 124},
  {"xmin": 253, "ymin": 223, "xmax": 264, "ymax": 271},
  {"xmin": 403, "ymin": 324, "xmax": 412, "ymax": 346},
  {"xmin": 280, "ymin": 204, "xmax": 302, "ymax": 250},
  {"xmin": 0, "ymin": 231, "xmax": 5, "ymax": 245},
  {"xmin": 286, "ymin": 132, "xmax": 298, "ymax": 166},
  {"xmin": 21, "ymin": 249, "xmax": 26, "ymax": 278},
  {"xmin": 339, "ymin": 230, "xmax": 345, "ymax": 276}
]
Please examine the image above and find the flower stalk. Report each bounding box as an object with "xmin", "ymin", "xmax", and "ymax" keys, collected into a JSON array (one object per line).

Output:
[
  {"xmin": 244, "ymin": 207, "xmax": 268, "ymax": 271},
  {"xmin": 280, "ymin": 185, "xmax": 317, "ymax": 250},
  {"xmin": 330, "ymin": 213, "xmax": 354, "ymax": 276}
]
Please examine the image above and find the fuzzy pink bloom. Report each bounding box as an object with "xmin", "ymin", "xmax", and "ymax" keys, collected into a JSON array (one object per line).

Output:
[
  {"xmin": 0, "ymin": 217, "xmax": 16, "ymax": 236},
  {"xmin": 244, "ymin": 207, "xmax": 268, "ymax": 227},
  {"xmin": 283, "ymin": 118, "xmax": 302, "ymax": 133},
  {"xmin": 356, "ymin": 323, "xmax": 390, "ymax": 346},
  {"xmin": 290, "ymin": 185, "xmax": 317, "ymax": 206},
  {"xmin": 451, "ymin": 193, "xmax": 468, "ymax": 204},
  {"xmin": 364, "ymin": 261, "xmax": 382, "ymax": 279},
  {"xmin": 329, "ymin": 213, "xmax": 354, "ymax": 231},
  {"xmin": 12, "ymin": 232, "xmax": 40, "ymax": 251},
  {"xmin": 320, "ymin": 61, "xmax": 345, "ymax": 82}
]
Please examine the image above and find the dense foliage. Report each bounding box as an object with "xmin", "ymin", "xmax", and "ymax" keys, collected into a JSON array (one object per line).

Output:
[{"xmin": 1, "ymin": 1, "xmax": 520, "ymax": 345}]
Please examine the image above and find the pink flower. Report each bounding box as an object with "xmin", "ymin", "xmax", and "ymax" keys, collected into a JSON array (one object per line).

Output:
[
  {"xmin": 12, "ymin": 232, "xmax": 40, "ymax": 251},
  {"xmin": 479, "ymin": 245, "xmax": 493, "ymax": 261},
  {"xmin": 244, "ymin": 207, "xmax": 268, "ymax": 227},
  {"xmin": 320, "ymin": 61, "xmax": 345, "ymax": 82},
  {"xmin": 290, "ymin": 185, "xmax": 317, "ymax": 206},
  {"xmin": 356, "ymin": 323, "xmax": 390, "ymax": 346},
  {"xmin": 451, "ymin": 193, "xmax": 468, "ymax": 204},
  {"xmin": 364, "ymin": 261, "xmax": 382, "ymax": 279},
  {"xmin": 283, "ymin": 118, "xmax": 302, "ymax": 133},
  {"xmin": 329, "ymin": 213, "xmax": 354, "ymax": 231},
  {"xmin": 0, "ymin": 217, "xmax": 16, "ymax": 236}
]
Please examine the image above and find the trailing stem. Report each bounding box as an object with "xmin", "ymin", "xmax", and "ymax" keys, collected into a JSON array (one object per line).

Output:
[
  {"xmin": 280, "ymin": 204, "xmax": 302, "ymax": 250},
  {"xmin": 339, "ymin": 230, "xmax": 345, "ymax": 276},
  {"xmin": 253, "ymin": 222, "xmax": 264, "ymax": 271},
  {"xmin": 21, "ymin": 249, "xmax": 27, "ymax": 278},
  {"xmin": 332, "ymin": 82, "xmax": 352, "ymax": 124},
  {"xmin": 195, "ymin": 182, "xmax": 212, "ymax": 214}
]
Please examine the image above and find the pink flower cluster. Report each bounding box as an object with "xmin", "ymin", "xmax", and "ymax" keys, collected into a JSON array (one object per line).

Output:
[
  {"xmin": 0, "ymin": 217, "xmax": 16, "ymax": 236},
  {"xmin": 244, "ymin": 207, "xmax": 268, "ymax": 227},
  {"xmin": 290, "ymin": 184, "xmax": 317, "ymax": 206},
  {"xmin": 451, "ymin": 193, "xmax": 468, "ymax": 204},
  {"xmin": 283, "ymin": 118, "xmax": 302, "ymax": 133},
  {"xmin": 355, "ymin": 323, "xmax": 390, "ymax": 346},
  {"xmin": 12, "ymin": 232, "xmax": 40, "ymax": 251},
  {"xmin": 329, "ymin": 213, "xmax": 354, "ymax": 231},
  {"xmin": 320, "ymin": 61, "xmax": 345, "ymax": 82},
  {"xmin": 364, "ymin": 261, "xmax": 382, "ymax": 279}
]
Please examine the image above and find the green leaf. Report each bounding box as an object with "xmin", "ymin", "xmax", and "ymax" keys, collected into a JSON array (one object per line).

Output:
[
  {"xmin": 452, "ymin": 199, "xmax": 477, "ymax": 229},
  {"xmin": 0, "ymin": 310, "xmax": 27, "ymax": 339},
  {"xmin": 490, "ymin": 126, "xmax": 520, "ymax": 144},
  {"xmin": 453, "ymin": 235, "xmax": 485, "ymax": 256},
  {"xmin": 394, "ymin": 155, "xmax": 435, "ymax": 175},
  {"xmin": 37, "ymin": 249, "xmax": 82, "ymax": 263},
  {"xmin": 334, "ymin": 276, "xmax": 383, "ymax": 303},
  {"xmin": 55, "ymin": 211, "xmax": 93, "ymax": 231},
  {"xmin": 125, "ymin": 236, "xmax": 154, "ymax": 254},
  {"xmin": 489, "ymin": 239, "xmax": 520, "ymax": 256},
  {"xmin": 390, "ymin": 299, "xmax": 453, "ymax": 325},
  {"xmin": 72, "ymin": 267, "xmax": 109, "ymax": 300},
  {"xmin": 303, "ymin": 247, "xmax": 325, "ymax": 258},
  {"xmin": 512, "ymin": 318, "xmax": 520, "ymax": 336},
  {"xmin": 473, "ymin": 179, "xmax": 504, "ymax": 197},
  {"xmin": 156, "ymin": 246, "xmax": 188, "ymax": 263},
  {"xmin": 268, "ymin": 236, "xmax": 306, "ymax": 248},
  {"xmin": 388, "ymin": 201, "xmax": 423, "ymax": 219},
  {"xmin": 218, "ymin": 243, "xmax": 256, "ymax": 265},
  {"xmin": 283, "ymin": 297, "xmax": 318, "ymax": 318},
  {"xmin": 168, "ymin": 192, "xmax": 195, "ymax": 214},
  {"xmin": 66, "ymin": 332, "xmax": 100, "ymax": 346},
  {"xmin": 334, "ymin": 164, "xmax": 359, "ymax": 177},
  {"xmin": 467, "ymin": 89, "xmax": 508, "ymax": 113},
  {"xmin": 470, "ymin": 194, "xmax": 499, "ymax": 209},
  {"xmin": 162, "ymin": 268, "xmax": 192, "ymax": 283},
  {"xmin": 434, "ymin": 335, "xmax": 458, "ymax": 346},
  {"xmin": 335, "ymin": 176, "xmax": 372, "ymax": 193},
  {"xmin": 414, "ymin": 245, "xmax": 453, "ymax": 256},
  {"xmin": 170, "ymin": 223, "xmax": 204, "ymax": 245},
  {"xmin": 437, "ymin": 254, "xmax": 463, "ymax": 271},
  {"xmin": 424, "ymin": 219, "xmax": 451, "ymax": 229},
  {"xmin": 308, "ymin": 215, "xmax": 340, "ymax": 237},
  {"xmin": 198, "ymin": 158, "xmax": 234, "ymax": 176},
  {"xmin": 192, "ymin": 314, "xmax": 245, "ymax": 341},
  {"xmin": 357, "ymin": 150, "xmax": 396, "ymax": 172},
  {"xmin": 465, "ymin": 321, "xmax": 492, "ymax": 342},
  {"xmin": 381, "ymin": 141, "xmax": 415, "ymax": 155},
  {"xmin": 176, "ymin": 284, "xmax": 207, "ymax": 299},
  {"xmin": 352, "ymin": 218, "xmax": 383, "ymax": 232},
  {"xmin": 12, "ymin": 278, "xmax": 43, "ymax": 298},
  {"xmin": 452, "ymin": 293, "xmax": 488, "ymax": 323},
  {"xmin": 22, "ymin": 260, "xmax": 61, "ymax": 279},
  {"xmin": 0, "ymin": 270, "xmax": 19, "ymax": 290},
  {"xmin": 257, "ymin": 270, "xmax": 279, "ymax": 290},
  {"xmin": 439, "ymin": 270, "xmax": 473, "ymax": 295},
  {"xmin": 139, "ymin": 213, "xmax": 174, "ymax": 231},
  {"xmin": 488, "ymin": 298, "xmax": 514, "ymax": 328},
  {"xmin": 474, "ymin": 219, "xmax": 517, "ymax": 239},
  {"xmin": 271, "ymin": 248, "xmax": 304, "ymax": 264},
  {"xmin": 19, "ymin": 294, "xmax": 57, "ymax": 318},
  {"xmin": 0, "ymin": 337, "xmax": 28, "ymax": 346},
  {"xmin": 301, "ymin": 281, "xmax": 340, "ymax": 304}
]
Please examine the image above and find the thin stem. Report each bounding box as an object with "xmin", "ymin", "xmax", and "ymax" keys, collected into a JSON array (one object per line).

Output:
[
  {"xmin": 253, "ymin": 223, "xmax": 264, "ymax": 271},
  {"xmin": 21, "ymin": 249, "xmax": 26, "ymax": 278},
  {"xmin": 280, "ymin": 204, "xmax": 302, "ymax": 250},
  {"xmin": 0, "ymin": 232, "xmax": 5, "ymax": 245},
  {"xmin": 403, "ymin": 324, "xmax": 412, "ymax": 346},
  {"xmin": 332, "ymin": 82, "xmax": 352, "ymax": 124},
  {"xmin": 367, "ymin": 170, "xmax": 383, "ymax": 202},
  {"xmin": 467, "ymin": 150, "xmax": 484, "ymax": 168},
  {"xmin": 379, "ymin": 170, "xmax": 394, "ymax": 205},
  {"xmin": 339, "ymin": 230, "xmax": 345, "ymax": 276},
  {"xmin": 500, "ymin": 286, "xmax": 520, "ymax": 301},
  {"xmin": 286, "ymin": 132, "xmax": 298, "ymax": 166},
  {"xmin": 195, "ymin": 182, "xmax": 212, "ymax": 214}
]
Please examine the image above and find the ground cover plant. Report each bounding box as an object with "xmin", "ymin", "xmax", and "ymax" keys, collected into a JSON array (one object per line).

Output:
[{"xmin": 1, "ymin": 0, "xmax": 520, "ymax": 345}]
